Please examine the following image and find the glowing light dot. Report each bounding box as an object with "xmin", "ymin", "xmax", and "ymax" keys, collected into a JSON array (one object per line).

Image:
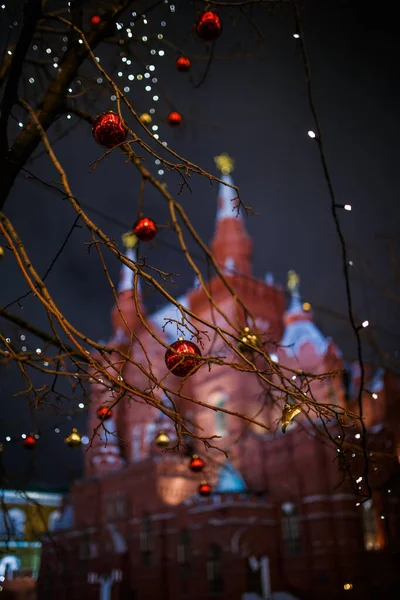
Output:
[
  {"xmin": 145, "ymin": 85, "xmax": 151, "ymax": 91},
  {"xmin": 78, "ymin": 39, "xmax": 83, "ymax": 44},
  {"xmin": 32, "ymin": 45, "xmax": 38, "ymax": 50},
  {"xmin": 355, "ymin": 433, "xmax": 361, "ymax": 439},
  {"xmin": 149, "ymin": 108, "xmax": 155, "ymax": 114},
  {"xmin": 18, "ymin": 122, "xmax": 23, "ymax": 127},
  {"xmin": 137, "ymin": 74, "xmax": 143, "ymax": 80},
  {"xmin": 356, "ymin": 476, "xmax": 362, "ymax": 483},
  {"xmin": 36, "ymin": 348, "xmax": 42, "ymax": 354},
  {"xmin": 22, "ymin": 346, "xmax": 27, "ymax": 352},
  {"xmin": 362, "ymin": 320, "xmax": 369, "ymax": 328},
  {"xmin": 348, "ymin": 260, "xmax": 354, "ymax": 266},
  {"xmin": 380, "ymin": 515, "xmax": 385, "ymax": 519},
  {"xmin": 161, "ymin": 21, "xmax": 166, "ymax": 27},
  {"xmin": 118, "ymin": 72, "xmax": 123, "ymax": 77},
  {"xmin": 149, "ymin": 65, "xmax": 155, "ymax": 71},
  {"xmin": 372, "ymin": 393, "xmax": 378, "ymax": 399},
  {"xmin": 144, "ymin": 73, "xmax": 150, "ymax": 78},
  {"xmin": 82, "ymin": 436, "xmax": 89, "ymax": 445},
  {"xmin": 111, "ymin": 95, "xmax": 116, "ymax": 101},
  {"xmin": 308, "ymin": 130, "xmax": 316, "ymax": 138},
  {"xmin": 158, "ymin": 169, "xmax": 164, "ymax": 175},
  {"xmin": 79, "ymin": 403, "xmax": 85, "ymax": 409},
  {"xmin": 291, "ymin": 375, "xmax": 296, "ymax": 381},
  {"xmin": 152, "ymin": 78, "xmax": 158, "ymax": 84},
  {"xmin": 344, "ymin": 204, "xmax": 352, "ymax": 211},
  {"xmin": 356, "ymin": 503, "xmax": 360, "ymax": 507},
  {"xmin": 55, "ymin": 428, "xmax": 60, "ymax": 433},
  {"xmin": 66, "ymin": 114, "xmax": 72, "ymax": 119},
  {"xmin": 46, "ymin": 48, "xmax": 51, "ymax": 54},
  {"xmin": 5, "ymin": 337, "xmax": 10, "ymax": 343},
  {"xmin": 128, "ymin": 74, "xmax": 134, "ymax": 80},
  {"xmin": 6, "ymin": 437, "xmax": 11, "ymax": 442},
  {"xmin": 158, "ymin": 50, "xmax": 165, "ymax": 56},
  {"xmin": 152, "ymin": 125, "xmax": 158, "ymax": 131},
  {"xmin": 20, "ymin": 335, "xmax": 25, "ymax": 340},
  {"xmin": 157, "ymin": 34, "xmax": 163, "ymax": 40},
  {"xmin": 154, "ymin": 134, "xmax": 159, "ymax": 139},
  {"xmin": 21, "ymin": 434, "xmax": 26, "ymax": 439},
  {"xmin": 293, "ymin": 33, "xmax": 300, "ymax": 39},
  {"xmin": 155, "ymin": 159, "xmax": 161, "ymax": 165},
  {"xmin": 97, "ymin": 77, "xmax": 103, "ymax": 83},
  {"xmin": 44, "ymin": 362, "xmax": 49, "ymax": 367},
  {"xmin": 29, "ymin": 77, "xmax": 35, "ymax": 83},
  {"xmin": 150, "ymin": 49, "xmax": 156, "ymax": 55},
  {"xmin": 124, "ymin": 86, "xmax": 130, "ymax": 92},
  {"xmin": 142, "ymin": 36, "xmax": 148, "ymax": 42},
  {"xmin": 153, "ymin": 95, "xmax": 159, "ymax": 101}
]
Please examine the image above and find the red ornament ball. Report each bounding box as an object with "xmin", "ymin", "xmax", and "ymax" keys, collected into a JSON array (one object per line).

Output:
[
  {"xmin": 198, "ymin": 482, "xmax": 212, "ymax": 497},
  {"xmin": 176, "ymin": 56, "xmax": 191, "ymax": 72},
  {"xmin": 165, "ymin": 339, "xmax": 202, "ymax": 377},
  {"xmin": 92, "ymin": 112, "xmax": 127, "ymax": 148},
  {"xmin": 23, "ymin": 435, "xmax": 36, "ymax": 450},
  {"xmin": 133, "ymin": 217, "xmax": 157, "ymax": 242},
  {"xmin": 190, "ymin": 454, "xmax": 205, "ymax": 473},
  {"xmin": 168, "ymin": 111, "xmax": 182, "ymax": 127},
  {"xmin": 196, "ymin": 11, "xmax": 222, "ymax": 42},
  {"xmin": 91, "ymin": 15, "xmax": 101, "ymax": 25},
  {"xmin": 97, "ymin": 406, "xmax": 113, "ymax": 421}
]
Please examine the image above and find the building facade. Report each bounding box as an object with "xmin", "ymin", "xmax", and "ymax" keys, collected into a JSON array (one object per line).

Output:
[
  {"xmin": 38, "ymin": 164, "xmax": 400, "ymax": 600},
  {"xmin": 0, "ymin": 489, "xmax": 62, "ymax": 598}
]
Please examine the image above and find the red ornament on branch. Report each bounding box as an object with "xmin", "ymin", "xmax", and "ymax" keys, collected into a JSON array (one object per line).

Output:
[
  {"xmin": 189, "ymin": 454, "xmax": 205, "ymax": 473},
  {"xmin": 97, "ymin": 406, "xmax": 113, "ymax": 421},
  {"xmin": 196, "ymin": 11, "xmax": 222, "ymax": 42},
  {"xmin": 198, "ymin": 481, "xmax": 212, "ymax": 497},
  {"xmin": 165, "ymin": 339, "xmax": 202, "ymax": 377},
  {"xmin": 23, "ymin": 435, "xmax": 36, "ymax": 450},
  {"xmin": 133, "ymin": 217, "xmax": 157, "ymax": 242},
  {"xmin": 90, "ymin": 15, "xmax": 101, "ymax": 25},
  {"xmin": 176, "ymin": 56, "xmax": 191, "ymax": 72},
  {"xmin": 168, "ymin": 111, "xmax": 182, "ymax": 127},
  {"xmin": 92, "ymin": 112, "xmax": 127, "ymax": 148}
]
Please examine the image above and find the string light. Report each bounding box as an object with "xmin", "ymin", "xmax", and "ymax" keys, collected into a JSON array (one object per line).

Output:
[
  {"xmin": 335, "ymin": 203, "xmax": 352, "ymax": 211},
  {"xmin": 307, "ymin": 130, "xmax": 316, "ymax": 138}
]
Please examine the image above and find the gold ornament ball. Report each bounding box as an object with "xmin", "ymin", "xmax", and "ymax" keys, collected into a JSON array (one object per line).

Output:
[
  {"xmin": 140, "ymin": 113, "xmax": 152, "ymax": 125},
  {"xmin": 155, "ymin": 430, "xmax": 169, "ymax": 448},
  {"xmin": 0, "ymin": 246, "xmax": 5, "ymax": 259},
  {"xmin": 238, "ymin": 327, "xmax": 258, "ymax": 353},
  {"xmin": 65, "ymin": 428, "xmax": 82, "ymax": 448}
]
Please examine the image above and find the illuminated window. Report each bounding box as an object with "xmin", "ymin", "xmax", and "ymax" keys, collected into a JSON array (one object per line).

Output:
[
  {"xmin": 281, "ymin": 502, "xmax": 301, "ymax": 556},
  {"xmin": 140, "ymin": 513, "xmax": 152, "ymax": 565},
  {"xmin": 132, "ymin": 425, "xmax": 142, "ymax": 462},
  {"xmin": 361, "ymin": 499, "xmax": 381, "ymax": 550},
  {"xmin": 0, "ymin": 509, "xmax": 26, "ymax": 541},
  {"xmin": 213, "ymin": 392, "xmax": 228, "ymax": 436},
  {"xmin": 207, "ymin": 544, "xmax": 223, "ymax": 593}
]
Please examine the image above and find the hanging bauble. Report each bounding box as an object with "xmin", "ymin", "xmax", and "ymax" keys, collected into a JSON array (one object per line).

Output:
[
  {"xmin": 189, "ymin": 454, "xmax": 205, "ymax": 473},
  {"xmin": 238, "ymin": 326, "xmax": 259, "ymax": 354},
  {"xmin": 176, "ymin": 56, "xmax": 191, "ymax": 72},
  {"xmin": 196, "ymin": 11, "xmax": 222, "ymax": 42},
  {"xmin": 168, "ymin": 111, "xmax": 182, "ymax": 127},
  {"xmin": 133, "ymin": 217, "xmax": 157, "ymax": 242},
  {"xmin": 97, "ymin": 405, "xmax": 113, "ymax": 421},
  {"xmin": 139, "ymin": 112, "xmax": 152, "ymax": 125},
  {"xmin": 23, "ymin": 434, "xmax": 36, "ymax": 450},
  {"xmin": 165, "ymin": 338, "xmax": 202, "ymax": 377},
  {"xmin": 198, "ymin": 481, "xmax": 212, "ymax": 497},
  {"xmin": 92, "ymin": 112, "xmax": 127, "ymax": 148},
  {"xmin": 90, "ymin": 15, "xmax": 101, "ymax": 25},
  {"xmin": 155, "ymin": 430, "xmax": 170, "ymax": 448},
  {"xmin": 65, "ymin": 428, "xmax": 82, "ymax": 448},
  {"xmin": 0, "ymin": 246, "xmax": 5, "ymax": 260},
  {"xmin": 281, "ymin": 403, "xmax": 302, "ymax": 434}
]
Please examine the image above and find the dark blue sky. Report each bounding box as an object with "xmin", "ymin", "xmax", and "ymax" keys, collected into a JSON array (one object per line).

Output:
[{"xmin": 0, "ymin": 0, "xmax": 399, "ymax": 488}]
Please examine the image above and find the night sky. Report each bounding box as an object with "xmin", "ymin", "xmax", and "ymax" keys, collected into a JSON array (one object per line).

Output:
[{"xmin": 0, "ymin": 0, "xmax": 399, "ymax": 489}]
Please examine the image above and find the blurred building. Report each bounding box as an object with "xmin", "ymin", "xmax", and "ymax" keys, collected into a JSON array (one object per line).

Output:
[
  {"xmin": 38, "ymin": 160, "xmax": 400, "ymax": 600},
  {"xmin": 0, "ymin": 489, "xmax": 62, "ymax": 599}
]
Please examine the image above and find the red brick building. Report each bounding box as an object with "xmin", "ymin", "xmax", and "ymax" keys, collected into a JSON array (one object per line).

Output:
[{"xmin": 38, "ymin": 164, "xmax": 400, "ymax": 600}]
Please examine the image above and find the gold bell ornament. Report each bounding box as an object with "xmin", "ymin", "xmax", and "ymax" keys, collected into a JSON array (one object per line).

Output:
[
  {"xmin": 281, "ymin": 404, "xmax": 302, "ymax": 433},
  {"xmin": 139, "ymin": 113, "xmax": 152, "ymax": 125},
  {"xmin": 65, "ymin": 428, "xmax": 82, "ymax": 448},
  {"xmin": 155, "ymin": 430, "xmax": 170, "ymax": 448}
]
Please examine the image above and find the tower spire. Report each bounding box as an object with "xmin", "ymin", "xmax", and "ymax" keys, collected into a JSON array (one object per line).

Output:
[
  {"xmin": 111, "ymin": 233, "xmax": 145, "ymax": 345},
  {"xmin": 211, "ymin": 153, "xmax": 252, "ymax": 276}
]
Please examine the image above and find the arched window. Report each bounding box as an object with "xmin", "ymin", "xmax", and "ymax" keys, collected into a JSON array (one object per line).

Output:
[
  {"xmin": 281, "ymin": 502, "xmax": 301, "ymax": 556},
  {"xmin": 140, "ymin": 513, "xmax": 152, "ymax": 565},
  {"xmin": 48, "ymin": 510, "xmax": 61, "ymax": 532},
  {"xmin": 0, "ymin": 555, "xmax": 21, "ymax": 579},
  {"xmin": 207, "ymin": 544, "xmax": 223, "ymax": 593},
  {"xmin": 362, "ymin": 498, "xmax": 381, "ymax": 550},
  {"xmin": 0, "ymin": 508, "xmax": 26, "ymax": 541},
  {"xmin": 132, "ymin": 425, "xmax": 142, "ymax": 463},
  {"xmin": 213, "ymin": 392, "xmax": 228, "ymax": 436}
]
